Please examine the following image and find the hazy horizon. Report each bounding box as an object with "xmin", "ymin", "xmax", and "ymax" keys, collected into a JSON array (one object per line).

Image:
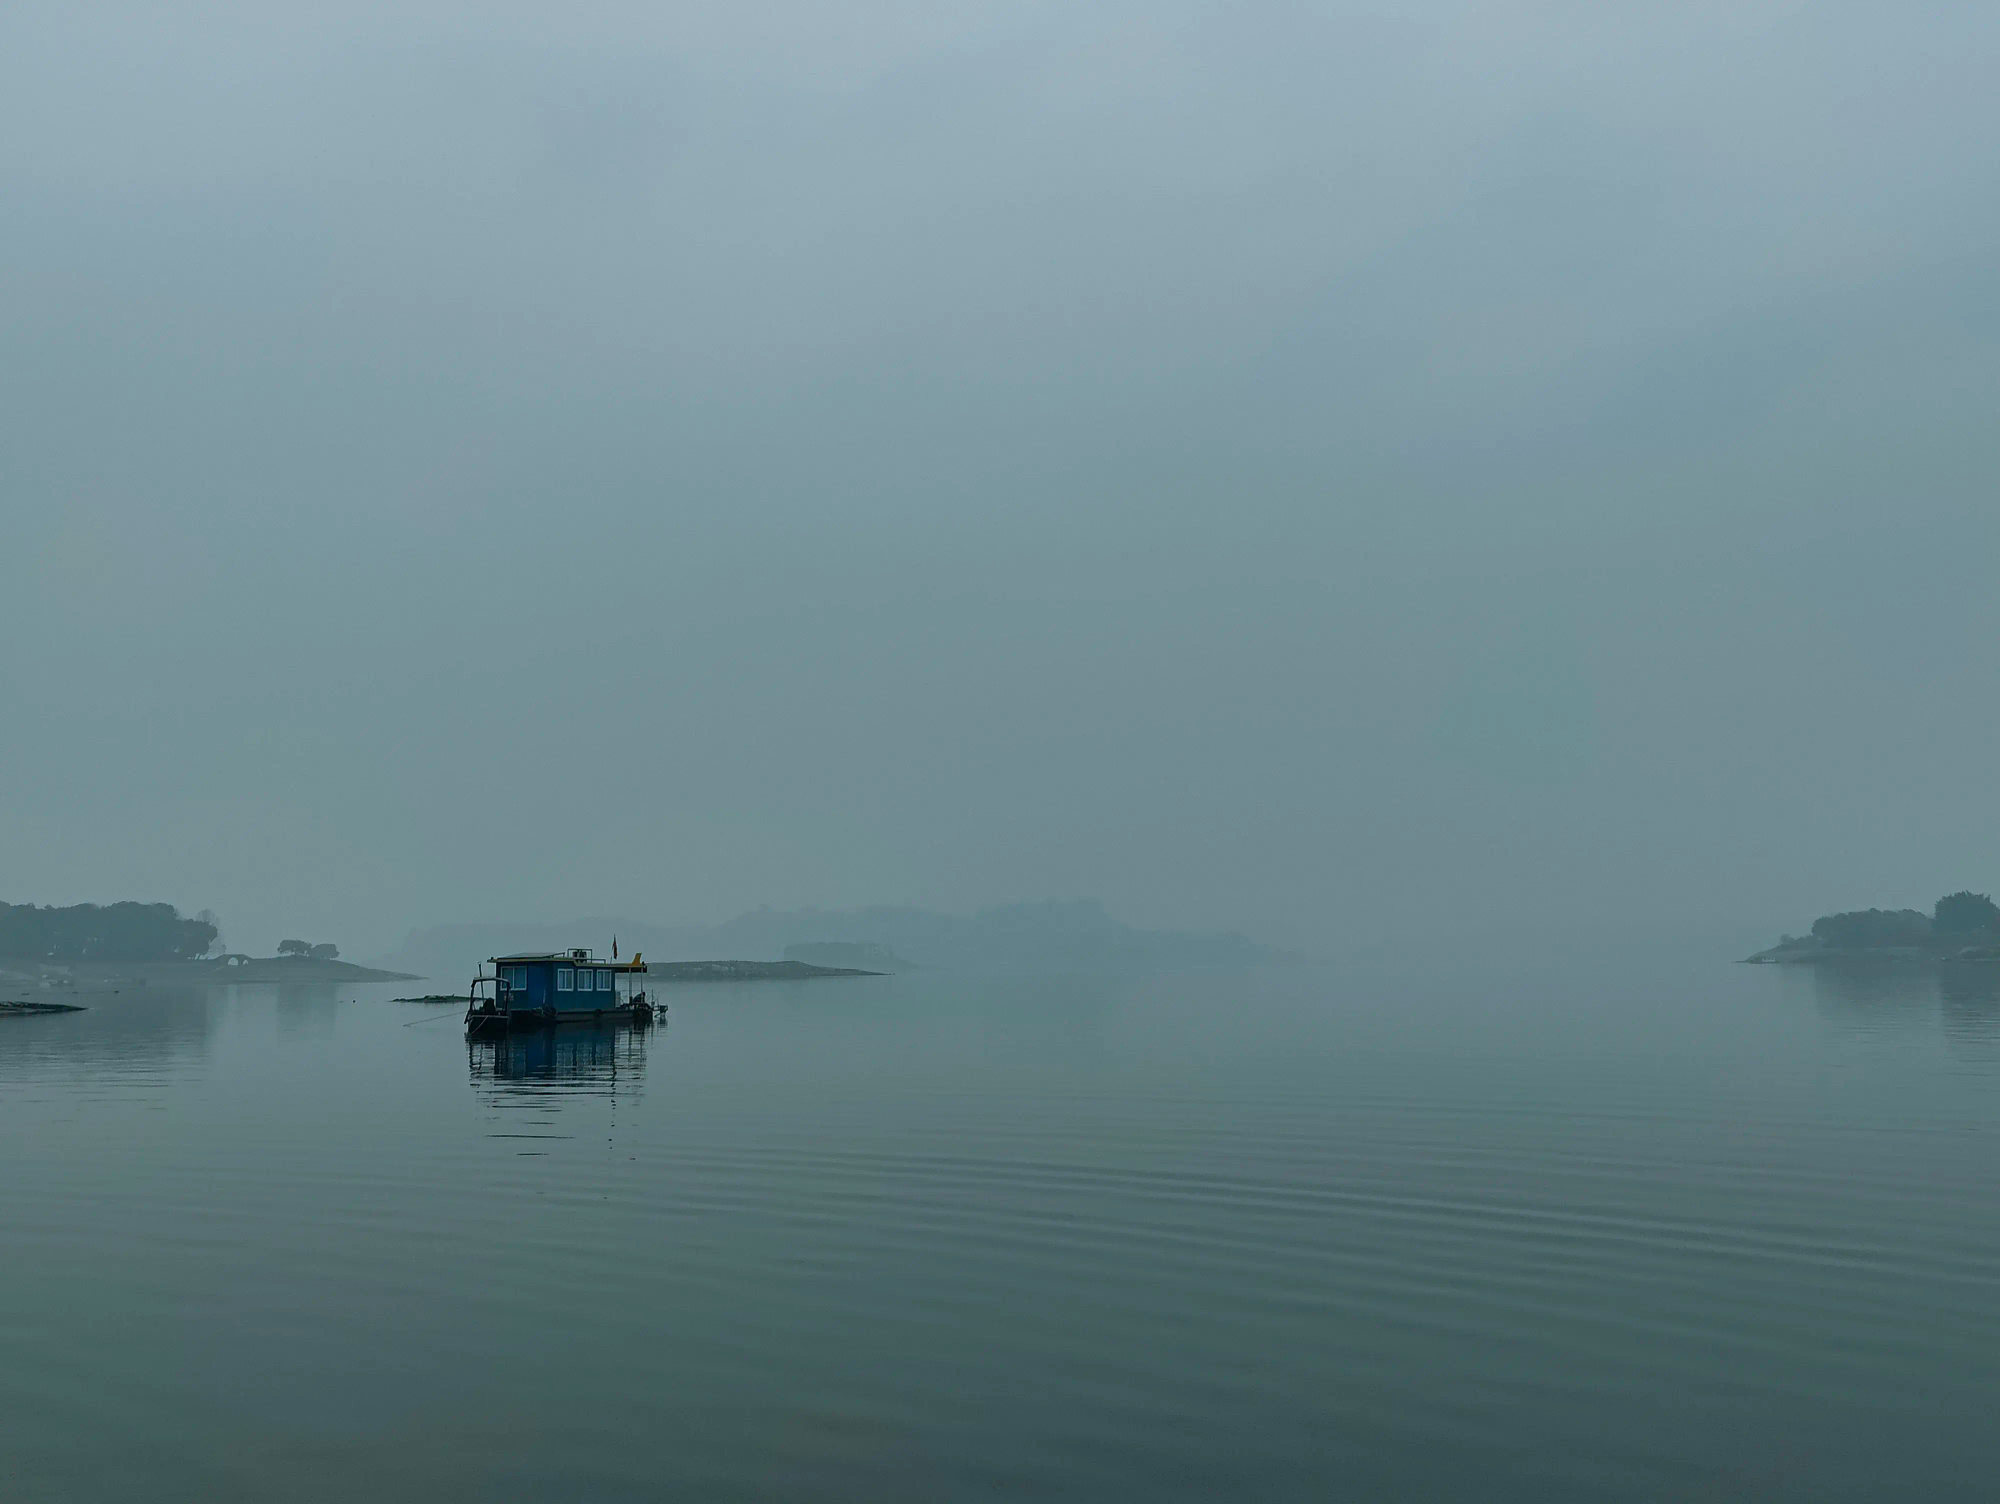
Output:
[
  {"xmin": 8, "ymin": 13, "xmax": 2000, "ymax": 1497},
  {"xmin": 6, "ymin": 3, "xmax": 1997, "ymax": 963}
]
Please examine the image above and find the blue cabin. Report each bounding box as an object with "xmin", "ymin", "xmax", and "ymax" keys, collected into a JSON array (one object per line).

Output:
[{"xmin": 466, "ymin": 948, "xmax": 652, "ymax": 1034}]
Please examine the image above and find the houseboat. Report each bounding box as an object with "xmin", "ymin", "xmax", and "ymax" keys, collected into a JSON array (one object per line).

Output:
[{"xmin": 464, "ymin": 949, "xmax": 656, "ymax": 1036}]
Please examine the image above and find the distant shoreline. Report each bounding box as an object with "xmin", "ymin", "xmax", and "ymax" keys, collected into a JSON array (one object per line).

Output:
[
  {"xmin": 647, "ymin": 960, "xmax": 881, "ymax": 983},
  {"xmin": 1, "ymin": 957, "xmax": 421, "ymax": 990},
  {"xmin": 1743, "ymin": 942, "xmax": 2000, "ymax": 965},
  {"xmin": 1746, "ymin": 894, "xmax": 2000, "ymax": 965},
  {"xmin": 0, "ymin": 956, "xmax": 894, "ymax": 996}
]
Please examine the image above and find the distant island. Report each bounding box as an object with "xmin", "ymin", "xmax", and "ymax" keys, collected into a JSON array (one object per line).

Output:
[
  {"xmin": 1747, "ymin": 891, "xmax": 2000, "ymax": 963},
  {"xmin": 4, "ymin": 955, "xmax": 422, "ymax": 991},
  {"xmin": 6, "ymin": 896, "xmax": 1280, "ymax": 994},
  {"xmin": 372, "ymin": 899, "xmax": 1282, "ymax": 984},
  {"xmin": 649, "ymin": 960, "xmax": 880, "ymax": 982},
  {"xmin": 783, "ymin": 941, "xmax": 913, "ymax": 972},
  {"xmin": 0, "ymin": 900, "xmax": 218, "ymax": 962},
  {"xmin": 0, "ymin": 901, "xmax": 417, "ymax": 988}
]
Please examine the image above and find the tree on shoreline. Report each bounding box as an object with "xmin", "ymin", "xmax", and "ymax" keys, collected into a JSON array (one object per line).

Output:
[
  {"xmin": 1797, "ymin": 892, "xmax": 1999, "ymax": 950},
  {"xmin": 1933, "ymin": 892, "xmax": 2000, "ymax": 933},
  {"xmin": 1810, "ymin": 908, "xmax": 1931, "ymax": 949},
  {"xmin": 0, "ymin": 902, "xmax": 217, "ymax": 962}
]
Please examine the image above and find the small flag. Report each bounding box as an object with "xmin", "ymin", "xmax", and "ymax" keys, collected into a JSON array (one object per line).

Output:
[{"xmin": 612, "ymin": 936, "xmax": 618, "ymax": 959}]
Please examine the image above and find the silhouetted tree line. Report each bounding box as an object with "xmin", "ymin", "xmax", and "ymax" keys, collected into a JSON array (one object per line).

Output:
[
  {"xmin": 1933, "ymin": 891, "xmax": 2000, "ymax": 933},
  {"xmin": 1808, "ymin": 892, "xmax": 2000, "ymax": 949},
  {"xmin": 277, "ymin": 939, "xmax": 339, "ymax": 960},
  {"xmin": 1810, "ymin": 908, "xmax": 1931, "ymax": 948},
  {"xmin": 0, "ymin": 902, "xmax": 218, "ymax": 962}
]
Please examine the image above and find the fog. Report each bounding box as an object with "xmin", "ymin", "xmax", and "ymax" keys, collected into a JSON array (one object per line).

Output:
[{"xmin": 4, "ymin": 3, "xmax": 1996, "ymax": 961}]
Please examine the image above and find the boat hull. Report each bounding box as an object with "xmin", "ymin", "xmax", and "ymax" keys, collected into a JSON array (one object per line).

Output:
[{"xmin": 465, "ymin": 1002, "xmax": 655, "ymax": 1037}]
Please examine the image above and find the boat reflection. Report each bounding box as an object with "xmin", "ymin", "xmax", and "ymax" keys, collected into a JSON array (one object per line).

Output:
[
  {"xmin": 1805, "ymin": 959, "xmax": 2000, "ymax": 1055},
  {"xmin": 470, "ymin": 1022, "xmax": 651, "ymax": 1093},
  {"xmin": 468, "ymin": 1023, "xmax": 652, "ymax": 1146},
  {"xmin": 1937, "ymin": 962, "xmax": 2000, "ymax": 1053}
]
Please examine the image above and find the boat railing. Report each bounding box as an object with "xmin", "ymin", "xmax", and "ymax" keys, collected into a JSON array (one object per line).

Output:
[{"xmin": 463, "ymin": 974, "xmax": 510, "ymax": 1028}]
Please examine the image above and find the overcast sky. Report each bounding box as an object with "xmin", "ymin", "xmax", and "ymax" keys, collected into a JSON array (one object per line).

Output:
[{"xmin": 4, "ymin": 2, "xmax": 1996, "ymax": 959}]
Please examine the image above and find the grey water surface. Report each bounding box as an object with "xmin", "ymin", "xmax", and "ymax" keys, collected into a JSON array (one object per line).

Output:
[{"xmin": 3, "ymin": 961, "xmax": 1997, "ymax": 1502}]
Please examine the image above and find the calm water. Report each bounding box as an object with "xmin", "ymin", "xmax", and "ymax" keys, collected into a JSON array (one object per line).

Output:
[{"xmin": 3, "ymin": 960, "xmax": 1997, "ymax": 1501}]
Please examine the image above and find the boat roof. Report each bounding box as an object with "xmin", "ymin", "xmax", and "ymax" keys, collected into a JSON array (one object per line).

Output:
[{"xmin": 490, "ymin": 951, "xmax": 646, "ymax": 970}]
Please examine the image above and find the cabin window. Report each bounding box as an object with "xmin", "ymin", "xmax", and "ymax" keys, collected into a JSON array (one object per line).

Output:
[
  {"xmin": 503, "ymin": 966, "xmax": 528, "ymax": 992},
  {"xmin": 594, "ymin": 969, "xmax": 609, "ymax": 991},
  {"xmin": 556, "ymin": 967, "xmax": 574, "ymax": 991}
]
